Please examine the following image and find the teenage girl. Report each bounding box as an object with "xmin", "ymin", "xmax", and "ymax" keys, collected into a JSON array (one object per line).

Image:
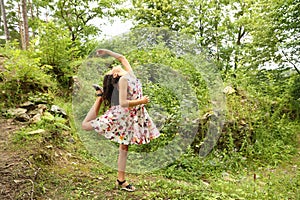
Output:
[{"xmin": 82, "ymin": 49, "xmax": 160, "ymax": 191}]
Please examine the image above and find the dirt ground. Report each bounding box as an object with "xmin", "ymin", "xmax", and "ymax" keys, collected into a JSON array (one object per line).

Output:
[
  {"xmin": 0, "ymin": 117, "xmax": 35, "ymax": 200},
  {"xmin": 1, "ymin": 116, "xmax": 299, "ymax": 200}
]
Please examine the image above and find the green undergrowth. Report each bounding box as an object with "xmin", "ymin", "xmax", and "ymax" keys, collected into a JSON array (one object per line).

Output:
[
  {"xmin": 10, "ymin": 132, "xmax": 300, "ymax": 200},
  {"xmin": 2, "ymin": 46, "xmax": 299, "ymax": 199},
  {"xmin": 9, "ymin": 96, "xmax": 299, "ymax": 199}
]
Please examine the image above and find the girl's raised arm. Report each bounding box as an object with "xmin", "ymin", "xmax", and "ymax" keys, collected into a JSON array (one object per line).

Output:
[{"xmin": 96, "ymin": 49, "xmax": 132, "ymax": 72}]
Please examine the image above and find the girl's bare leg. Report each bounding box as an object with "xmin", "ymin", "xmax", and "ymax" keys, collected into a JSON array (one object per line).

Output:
[
  {"xmin": 117, "ymin": 144, "xmax": 135, "ymax": 190},
  {"xmin": 82, "ymin": 95, "xmax": 102, "ymax": 130},
  {"xmin": 118, "ymin": 144, "xmax": 128, "ymax": 181}
]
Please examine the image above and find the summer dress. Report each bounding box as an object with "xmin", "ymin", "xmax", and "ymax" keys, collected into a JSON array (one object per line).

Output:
[{"xmin": 91, "ymin": 71, "xmax": 160, "ymax": 145}]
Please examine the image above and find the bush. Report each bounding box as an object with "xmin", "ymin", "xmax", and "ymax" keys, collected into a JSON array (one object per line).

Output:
[
  {"xmin": 35, "ymin": 21, "xmax": 79, "ymax": 90},
  {"xmin": 0, "ymin": 44, "xmax": 55, "ymax": 106}
]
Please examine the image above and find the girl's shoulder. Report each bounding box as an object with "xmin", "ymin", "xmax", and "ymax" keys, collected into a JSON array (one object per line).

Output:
[
  {"xmin": 129, "ymin": 70, "xmax": 137, "ymax": 79},
  {"xmin": 123, "ymin": 70, "xmax": 136, "ymax": 80},
  {"xmin": 119, "ymin": 75, "xmax": 128, "ymax": 81}
]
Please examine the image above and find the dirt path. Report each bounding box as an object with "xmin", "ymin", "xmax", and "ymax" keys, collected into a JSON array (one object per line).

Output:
[{"xmin": 0, "ymin": 117, "xmax": 33, "ymax": 199}]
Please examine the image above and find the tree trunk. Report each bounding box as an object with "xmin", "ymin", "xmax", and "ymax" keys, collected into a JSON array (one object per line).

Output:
[
  {"xmin": 29, "ymin": 0, "xmax": 36, "ymax": 37},
  {"xmin": 234, "ymin": 26, "xmax": 246, "ymax": 70},
  {"xmin": 21, "ymin": 0, "xmax": 29, "ymax": 49},
  {"xmin": 0, "ymin": 0, "xmax": 10, "ymax": 42},
  {"xmin": 18, "ymin": 3, "xmax": 25, "ymax": 49}
]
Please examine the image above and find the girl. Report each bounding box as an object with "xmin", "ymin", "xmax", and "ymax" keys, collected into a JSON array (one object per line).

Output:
[{"xmin": 81, "ymin": 49, "xmax": 160, "ymax": 192}]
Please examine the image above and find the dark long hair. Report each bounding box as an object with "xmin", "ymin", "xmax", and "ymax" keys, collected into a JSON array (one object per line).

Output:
[{"xmin": 102, "ymin": 74, "xmax": 120, "ymax": 107}]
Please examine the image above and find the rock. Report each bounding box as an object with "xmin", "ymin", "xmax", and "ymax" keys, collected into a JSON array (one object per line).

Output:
[
  {"xmin": 7, "ymin": 108, "xmax": 30, "ymax": 122},
  {"xmin": 50, "ymin": 105, "xmax": 67, "ymax": 117},
  {"xmin": 15, "ymin": 113, "xmax": 30, "ymax": 122},
  {"xmin": 223, "ymin": 86, "xmax": 236, "ymax": 95},
  {"xmin": 30, "ymin": 113, "xmax": 42, "ymax": 123},
  {"xmin": 28, "ymin": 104, "xmax": 47, "ymax": 117},
  {"xmin": 38, "ymin": 104, "xmax": 48, "ymax": 111},
  {"xmin": 26, "ymin": 129, "xmax": 46, "ymax": 135},
  {"xmin": 19, "ymin": 101, "xmax": 35, "ymax": 110},
  {"xmin": 27, "ymin": 109, "xmax": 39, "ymax": 116},
  {"xmin": 7, "ymin": 108, "xmax": 27, "ymax": 116}
]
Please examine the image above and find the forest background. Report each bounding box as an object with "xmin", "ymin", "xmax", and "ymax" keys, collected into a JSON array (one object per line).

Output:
[{"xmin": 0, "ymin": 0, "xmax": 299, "ymax": 199}]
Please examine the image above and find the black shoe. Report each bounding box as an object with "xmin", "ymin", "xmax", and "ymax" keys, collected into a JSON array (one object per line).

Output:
[{"xmin": 115, "ymin": 180, "xmax": 135, "ymax": 192}]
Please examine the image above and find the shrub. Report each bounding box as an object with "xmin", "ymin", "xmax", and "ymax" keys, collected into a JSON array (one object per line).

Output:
[
  {"xmin": 35, "ymin": 21, "xmax": 79, "ymax": 90},
  {"xmin": 0, "ymin": 44, "xmax": 55, "ymax": 106}
]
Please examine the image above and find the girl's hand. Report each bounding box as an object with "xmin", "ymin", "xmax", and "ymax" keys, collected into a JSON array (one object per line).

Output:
[
  {"xmin": 141, "ymin": 95, "xmax": 150, "ymax": 104},
  {"xmin": 96, "ymin": 49, "xmax": 107, "ymax": 56}
]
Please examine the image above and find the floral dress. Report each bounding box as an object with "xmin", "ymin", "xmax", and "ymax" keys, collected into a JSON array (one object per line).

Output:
[{"xmin": 91, "ymin": 71, "xmax": 160, "ymax": 145}]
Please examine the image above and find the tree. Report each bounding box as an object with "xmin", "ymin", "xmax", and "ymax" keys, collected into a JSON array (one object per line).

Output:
[
  {"xmin": 128, "ymin": 0, "xmax": 254, "ymax": 72},
  {"xmin": 42, "ymin": 0, "xmax": 124, "ymax": 55},
  {"xmin": 1, "ymin": 0, "xmax": 124, "ymax": 51},
  {"xmin": 0, "ymin": 0, "xmax": 10, "ymax": 42},
  {"xmin": 274, "ymin": 0, "xmax": 300, "ymax": 74},
  {"xmin": 0, "ymin": 0, "xmax": 25, "ymax": 44},
  {"xmin": 127, "ymin": 0, "xmax": 300, "ymax": 73},
  {"xmin": 36, "ymin": 21, "xmax": 76, "ymax": 88},
  {"xmin": 130, "ymin": 0, "xmax": 190, "ymax": 31},
  {"xmin": 50, "ymin": 0, "xmax": 121, "ymax": 41},
  {"xmin": 244, "ymin": 0, "xmax": 299, "ymax": 73},
  {"xmin": 21, "ymin": 0, "xmax": 29, "ymax": 49}
]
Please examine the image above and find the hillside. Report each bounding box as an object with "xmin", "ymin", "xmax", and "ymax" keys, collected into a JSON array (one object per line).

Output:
[{"xmin": 0, "ymin": 113, "xmax": 299, "ymax": 199}]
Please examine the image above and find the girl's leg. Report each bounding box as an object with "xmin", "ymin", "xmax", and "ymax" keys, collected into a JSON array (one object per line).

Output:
[
  {"xmin": 82, "ymin": 96, "xmax": 102, "ymax": 131},
  {"xmin": 117, "ymin": 144, "xmax": 135, "ymax": 191},
  {"xmin": 117, "ymin": 144, "xmax": 128, "ymax": 181}
]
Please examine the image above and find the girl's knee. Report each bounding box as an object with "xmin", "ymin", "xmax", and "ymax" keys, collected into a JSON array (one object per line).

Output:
[
  {"xmin": 82, "ymin": 121, "xmax": 92, "ymax": 131},
  {"xmin": 119, "ymin": 144, "xmax": 128, "ymax": 151}
]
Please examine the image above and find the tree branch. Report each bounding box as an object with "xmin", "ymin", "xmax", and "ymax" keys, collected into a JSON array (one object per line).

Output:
[{"xmin": 281, "ymin": 50, "xmax": 300, "ymax": 75}]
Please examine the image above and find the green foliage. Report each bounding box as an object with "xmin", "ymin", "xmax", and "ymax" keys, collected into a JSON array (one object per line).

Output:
[
  {"xmin": 0, "ymin": 0, "xmax": 21, "ymax": 43},
  {"xmin": 290, "ymin": 75, "xmax": 300, "ymax": 100},
  {"xmin": 286, "ymin": 74, "xmax": 300, "ymax": 123},
  {"xmin": 271, "ymin": 0, "xmax": 300, "ymax": 72},
  {"xmin": 126, "ymin": 0, "xmax": 300, "ymax": 75},
  {"xmin": 1, "ymin": 0, "xmax": 299, "ymax": 199},
  {"xmin": 35, "ymin": 21, "xmax": 78, "ymax": 90},
  {"xmin": 130, "ymin": 0, "xmax": 190, "ymax": 31},
  {"xmin": 127, "ymin": 0, "xmax": 265, "ymax": 72},
  {"xmin": 47, "ymin": 0, "xmax": 123, "ymax": 54},
  {"xmin": 79, "ymin": 31, "xmax": 298, "ymax": 169},
  {"xmin": 14, "ymin": 113, "xmax": 69, "ymax": 144},
  {"xmin": 0, "ymin": 43, "xmax": 55, "ymax": 105},
  {"xmin": 218, "ymin": 68, "xmax": 299, "ymax": 166}
]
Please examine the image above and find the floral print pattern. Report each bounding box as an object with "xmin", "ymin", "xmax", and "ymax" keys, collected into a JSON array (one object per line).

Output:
[{"xmin": 91, "ymin": 72, "xmax": 160, "ymax": 145}]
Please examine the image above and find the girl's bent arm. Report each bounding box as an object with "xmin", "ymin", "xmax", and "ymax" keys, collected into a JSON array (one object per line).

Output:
[{"xmin": 119, "ymin": 77, "xmax": 149, "ymax": 107}]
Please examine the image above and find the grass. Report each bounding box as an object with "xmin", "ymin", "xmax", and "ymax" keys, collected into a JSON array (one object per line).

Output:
[
  {"xmin": 9, "ymin": 124, "xmax": 300, "ymax": 199},
  {"xmin": 2, "ymin": 97, "xmax": 299, "ymax": 200},
  {"xmin": 29, "ymin": 157, "xmax": 299, "ymax": 200}
]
